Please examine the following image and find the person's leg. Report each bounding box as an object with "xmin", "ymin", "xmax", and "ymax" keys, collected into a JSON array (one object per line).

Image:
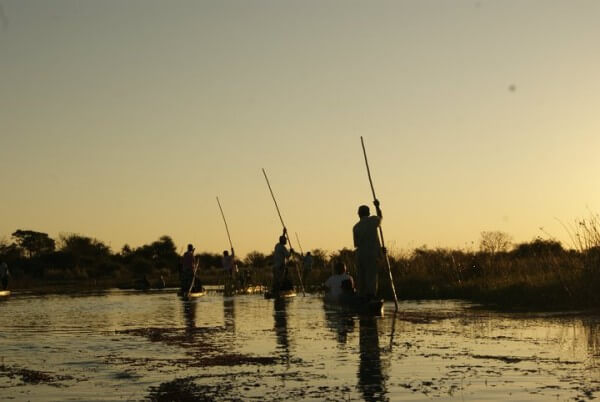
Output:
[
  {"xmin": 365, "ymin": 262, "xmax": 378, "ymax": 299},
  {"xmin": 272, "ymin": 266, "xmax": 281, "ymax": 293}
]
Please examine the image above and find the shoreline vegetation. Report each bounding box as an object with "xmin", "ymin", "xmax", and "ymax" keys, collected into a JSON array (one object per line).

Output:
[{"xmin": 2, "ymin": 222, "xmax": 600, "ymax": 311}]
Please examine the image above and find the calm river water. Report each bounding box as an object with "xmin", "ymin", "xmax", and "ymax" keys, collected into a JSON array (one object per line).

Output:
[{"xmin": 1, "ymin": 289, "xmax": 600, "ymax": 401}]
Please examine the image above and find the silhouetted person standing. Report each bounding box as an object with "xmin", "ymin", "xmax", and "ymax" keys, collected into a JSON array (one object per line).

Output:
[
  {"xmin": 302, "ymin": 251, "xmax": 313, "ymax": 284},
  {"xmin": 0, "ymin": 262, "xmax": 9, "ymax": 290},
  {"xmin": 272, "ymin": 229, "xmax": 294, "ymax": 294},
  {"xmin": 222, "ymin": 249, "xmax": 236, "ymax": 278},
  {"xmin": 181, "ymin": 244, "xmax": 195, "ymax": 292},
  {"xmin": 353, "ymin": 200, "xmax": 382, "ymax": 300}
]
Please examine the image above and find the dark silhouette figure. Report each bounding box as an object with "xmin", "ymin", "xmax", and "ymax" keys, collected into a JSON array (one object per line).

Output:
[
  {"xmin": 223, "ymin": 297, "xmax": 235, "ymax": 333},
  {"xmin": 271, "ymin": 229, "xmax": 295, "ymax": 295},
  {"xmin": 222, "ymin": 249, "xmax": 236, "ymax": 278},
  {"xmin": 273, "ymin": 297, "xmax": 291, "ymax": 363},
  {"xmin": 323, "ymin": 306, "xmax": 355, "ymax": 345},
  {"xmin": 302, "ymin": 251, "xmax": 313, "ymax": 284},
  {"xmin": 180, "ymin": 244, "xmax": 195, "ymax": 293},
  {"xmin": 358, "ymin": 317, "xmax": 387, "ymax": 401},
  {"xmin": 0, "ymin": 262, "xmax": 9, "ymax": 290},
  {"xmin": 180, "ymin": 244, "xmax": 203, "ymax": 295},
  {"xmin": 182, "ymin": 299, "xmax": 196, "ymax": 339},
  {"xmin": 353, "ymin": 200, "xmax": 382, "ymax": 299}
]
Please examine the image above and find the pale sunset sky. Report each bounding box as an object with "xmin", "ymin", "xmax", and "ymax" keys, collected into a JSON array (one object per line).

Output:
[{"xmin": 1, "ymin": 1, "xmax": 599, "ymax": 256}]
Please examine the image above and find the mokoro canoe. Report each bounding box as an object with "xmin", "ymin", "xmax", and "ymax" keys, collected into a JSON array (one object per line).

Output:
[
  {"xmin": 178, "ymin": 289, "xmax": 206, "ymax": 299},
  {"xmin": 0, "ymin": 290, "xmax": 11, "ymax": 297},
  {"xmin": 324, "ymin": 295, "xmax": 384, "ymax": 316},
  {"xmin": 225, "ymin": 285, "xmax": 264, "ymax": 296},
  {"xmin": 264, "ymin": 288, "xmax": 296, "ymax": 299}
]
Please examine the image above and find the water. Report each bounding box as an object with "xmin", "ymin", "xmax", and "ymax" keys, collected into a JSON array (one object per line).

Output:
[{"xmin": 1, "ymin": 290, "xmax": 600, "ymax": 400}]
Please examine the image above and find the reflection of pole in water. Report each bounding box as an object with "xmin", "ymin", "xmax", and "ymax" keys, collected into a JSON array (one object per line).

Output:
[
  {"xmin": 358, "ymin": 317, "xmax": 387, "ymax": 401},
  {"xmin": 223, "ymin": 297, "xmax": 235, "ymax": 333},
  {"xmin": 273, "ymin": 298, "xmax": 290, "ymax": 362}
]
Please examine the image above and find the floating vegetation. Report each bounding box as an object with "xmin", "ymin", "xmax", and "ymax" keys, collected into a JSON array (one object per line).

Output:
[
  {"xmin": 147, "ymin": 376, "xmax": 234, "ymax": 401},
  {"xmin": 0, "ymin": 364, "xmax": 73, "ymax": 386}
]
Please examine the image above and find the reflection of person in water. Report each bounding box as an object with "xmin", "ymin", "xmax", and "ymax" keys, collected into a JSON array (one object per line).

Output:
[
  {"xmin": 323, "ymin": 307, "xmax": 355, "ymax": 345},
  {"xmin": 358, "ymin": 317, "xmax": 386, "ymax": 401},
  {"xmin": 223, "ymin": 297, "xmax": 235, "ymax": 333},
  {"xmin": 273, "ymin": 298, "xmax": 291, "ymax": 362},
  {"xmin": 182, "ymin": 299, "xmax": 196, "ymax": 339}
]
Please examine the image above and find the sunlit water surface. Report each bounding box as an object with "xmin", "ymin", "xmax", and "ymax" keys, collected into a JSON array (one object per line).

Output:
[{"xmin": 1, "ymin": 289, "xmax": 600, "ymax": 400}]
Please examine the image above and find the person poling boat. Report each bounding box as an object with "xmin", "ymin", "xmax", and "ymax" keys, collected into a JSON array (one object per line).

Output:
[
  {"xmin": 222, "ymin": 249, "xmax": 236, "ymax": 278},
  {"xmin": 262, "ymin": 168, "xmax": 306, "ymax": 296},
  {"xmin": 269, "ymin": 228, "xmax": 297, "ymax": 297},
  {"xmin": 353, "ymin": 201, "xmax": 383, "ymax": 301},
  {"xmin": 180, "ymin": 244, "xmax": 204, "ymax": 297},
  {"xmin": 216, "ymin": 196, "xmax": 242, "ymax": 294},
  {"xmin": 359, "ymin": 136, "xmax": 399, "ymax": 311},
  {"xmin": 222, "ymin": 248, "xmax": 238, "ymax": 294}
]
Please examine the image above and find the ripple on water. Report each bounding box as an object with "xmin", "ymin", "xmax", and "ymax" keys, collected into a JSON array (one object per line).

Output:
[{"xmin": 2, "ymin": 293, "xmax": 600, "ymax": 400}]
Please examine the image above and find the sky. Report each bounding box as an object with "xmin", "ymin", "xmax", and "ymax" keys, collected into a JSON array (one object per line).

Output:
[{"xmin": 1, "ymin": 0, "xmax": 599, "ymax": 257}]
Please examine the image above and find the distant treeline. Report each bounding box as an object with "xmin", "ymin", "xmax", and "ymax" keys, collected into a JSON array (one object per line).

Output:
[
  {"xmin": 0, "ymin": 229, "xmax": 330, "ymax": 289},
  {"xmin": 3, "ymin": 227, "xmax": 600, "ymax": 310}
]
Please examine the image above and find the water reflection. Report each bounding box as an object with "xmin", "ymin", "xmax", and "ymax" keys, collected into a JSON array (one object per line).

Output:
[
  {"xmin": 224, "ymin": 297, "xmax": 235, "ymax": 333},
  {"xmin": 581, "ymin": 318, "xmax": 600, "ymax": 358},
  {"xmin": 182, "ymin": 299, "xmax": 196, "ymax": 339},
  {"xmin": 5, "ymin": 295, "xmax": 600, "ymax": 400},
  {"xmin": 323, "ymin": 307, "xmax": 355, "ymax": 345},
  {"xmin": 273, "ymin": 298, "xmax": 291, "ymax": 361},
  {"xmin": 358, "ymin": 316, "xmax": 387, "ymax": 402}
]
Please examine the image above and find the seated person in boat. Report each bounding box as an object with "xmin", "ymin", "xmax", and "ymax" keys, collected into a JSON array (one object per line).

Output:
[{"xmin": 324, "ymin": 262, "xmax": 356, "ymax": 303}]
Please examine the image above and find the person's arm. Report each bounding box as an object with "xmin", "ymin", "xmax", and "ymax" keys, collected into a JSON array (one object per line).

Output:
[{"xmin": 374, "ymin": 199, "xmax": 382, "ymax": 219}]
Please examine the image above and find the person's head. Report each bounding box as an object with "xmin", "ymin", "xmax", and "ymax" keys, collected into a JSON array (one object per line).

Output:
[
  {"xmin": 223, "ymin": 250, "xmax": 229, "ymax": 256},
  {"xmin": 306, "ymin": 251, "xmax": 311, "ymax": 256},
  {"xmin": 279, "ymin": 235, "xmax": 287, "ymax": 245},
  {"xmin": 334, "ymin": 261, "xmax": 347, "ymax": 275},
  {"xmin": 187, "ymin": 244, "xmax": 195, "ymax": 252},
  {"xmin": 358, "ymin": 205, "xmax": 370, "ymax": 218}
]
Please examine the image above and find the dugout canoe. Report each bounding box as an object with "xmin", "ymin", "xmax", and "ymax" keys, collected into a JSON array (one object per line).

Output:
[
  {"xmin": 264, "ymin": 288, "xmax": 296, "ymax": 300},
  {"xmin": 324, "ymin": 295, "xmax": 384, "ymax": 316},
  {"xmin": 178, "ymin": 289, "xmax": 206, "ymax": 300}
]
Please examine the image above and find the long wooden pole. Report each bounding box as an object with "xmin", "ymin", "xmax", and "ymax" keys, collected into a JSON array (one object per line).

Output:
[
  {"xmin": 187, "ymin": 257, "xmax": 199, "ymax": 298},
  {"xmin": 216, "ymin": 196, "xmax": 234, "ymax": 252},
  {"xmin": 295, "ymin": 232, "xmax": 304, "ymax": 255},
  {"xmin": 262, "ymin": 168, "xmax": 306, "ymax": 296},
  {"xmin": 360, "ymin": 136, "xmax": 399, "ymax": 311}
]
